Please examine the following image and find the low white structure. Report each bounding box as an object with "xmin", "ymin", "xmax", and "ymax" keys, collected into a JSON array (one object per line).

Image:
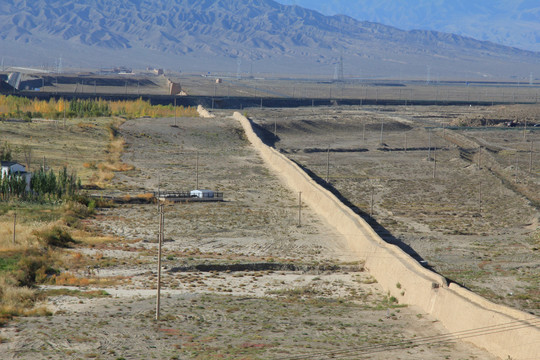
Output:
[
  {"xmin": 190, "ymin": 189, "xmax": 215, "ymax": 198},
  {"xmin": 1, "ymin": 161, "xmax": 32, "ymax": 191},
  {"xmin": 1, "ymin": 161, "xmax": 25, "ymax": 177}
]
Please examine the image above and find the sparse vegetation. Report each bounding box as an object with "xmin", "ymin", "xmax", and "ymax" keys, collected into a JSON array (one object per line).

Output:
[{"xmin": 0, "ymin": 96, "xmax": 198, "ymax": 120}]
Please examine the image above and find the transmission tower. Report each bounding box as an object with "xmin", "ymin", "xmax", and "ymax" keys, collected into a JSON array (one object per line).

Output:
[
  {"xmin": 57, "ymin": 57, "xmax": 63, "ymax": 74},
  {"xmin": 333, "ymin": 54, "xmax": 344, "ymax": 82},
  {"xmin": 236, "ymin": 58, "xmax": 241, "ymax": 80}
]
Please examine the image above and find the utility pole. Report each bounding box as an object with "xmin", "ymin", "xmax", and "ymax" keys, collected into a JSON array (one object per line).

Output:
[
  {"xmin": 362, "ymin": 123, "xmax": 366, "ymax": 143},
  {"xmin": 196, "ymin": 151, "xmax": 199, "ymax": 189},
  {"xmin": 433, "ymin": 147, "xmax": 437, "ymax": 179},
  {"xmin": 380, "ymin": 119, "xmax": 384, "ymax": 144},
  {"xmin": 326, "ymin": 147, "xmax": 330, "ymax": 183},
  {"xmin": 478, "ymin": 182, "xmax": 482, "ymax": 215},
  {"xmin": 155, "ymin": 203, "xmax": 164, "ymax": 321},
  {"xmin": 478, "ymin": 147, "xmax": 482, "ymax": 170},
  {"xmin": 370, "ymin": 186, "xmax": 374, "ymax": 217},
  {"xmin": 515, "ymin": 153, "xmax": 519, "ymax": 183},
  {"xmin": 404, "ymin": 132, "xmax": 408, "ymax": 152},
  {"xmin": 174, "ymin": 96, "xmax": 177, "ymax": 127},
  {"xmin": 427, "ymin": 130, "xmax": 432, "ymax": 160},
  {"xmin": 530, "ymin": 142, "xmax": 534, "ymax": 174},
  {"xmin": 13, "ymin": 212, "xmax": 16, "ymax": 245},
  {"xmin": 298, "ymin": 192, "xmax": 302, "ymax": 227}
]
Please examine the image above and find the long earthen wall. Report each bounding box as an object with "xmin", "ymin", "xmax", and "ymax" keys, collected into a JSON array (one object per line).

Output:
[{"xmin": 233, "ymin": 112, "xmax": 539, "ymax": 360}]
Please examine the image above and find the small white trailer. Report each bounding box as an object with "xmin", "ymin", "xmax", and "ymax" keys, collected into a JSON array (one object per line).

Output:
[{"xmin": 190, "ymin": 189, "xmax": 215, "ymax": 198}]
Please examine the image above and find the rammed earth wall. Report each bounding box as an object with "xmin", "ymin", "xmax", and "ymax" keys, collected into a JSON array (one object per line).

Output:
[{"xmin": 233, "ymin": 112, "xmax": 539, "ymax": 360}]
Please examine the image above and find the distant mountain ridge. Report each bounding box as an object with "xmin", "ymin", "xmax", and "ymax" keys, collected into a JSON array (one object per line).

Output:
[
  {"xmin": 279, "ymin": 0, "xmax": 540, "ymax": 52},
  {"xmin": 0, "ymin": 0, "xmax": 539, "ymax": 79}
]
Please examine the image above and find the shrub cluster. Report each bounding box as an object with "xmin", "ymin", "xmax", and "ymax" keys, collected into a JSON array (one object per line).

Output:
[{"xmin": 33, "ymin": 225, "xmax": 74, "ymax": 248}]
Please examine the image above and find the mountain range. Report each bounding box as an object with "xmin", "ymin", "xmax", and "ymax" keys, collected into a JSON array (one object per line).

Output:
[
  {"xmin": 279, "ymin": 0, "xmax": 540, "ymax": 52},
  {"xmin": 0, "ymin": 0, "xmax": 539, "ymax": 79}
]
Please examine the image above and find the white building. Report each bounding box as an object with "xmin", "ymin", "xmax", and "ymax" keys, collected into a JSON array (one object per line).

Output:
[{"xmin": 1, "ymin": 161, "xmax": 32, "ymax": 191}]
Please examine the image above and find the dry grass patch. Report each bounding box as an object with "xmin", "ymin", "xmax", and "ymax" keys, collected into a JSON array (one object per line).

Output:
[
  {"xmin": 0, "ymin": 266, "xmax": 52, "ymax": 326},
  {"xmin": 52, "ymin": 272, "xmax": 129, "ymax": 287},
  {"xmin": 92, "ymin": 120, "xmax": 134, "ymax": 187},
  {"xmin": 0, "ymin": 218, "xmax": 42, "ymax": 251}
]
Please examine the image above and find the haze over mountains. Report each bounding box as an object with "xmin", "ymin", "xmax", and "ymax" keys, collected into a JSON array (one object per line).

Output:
[
  {"xmin": 0, "ymin": 0, "xmax": 539, "ymax": 79},
  {"xmin": 280, "ymin": 0, "xmax": 540, "ymax": 53}
]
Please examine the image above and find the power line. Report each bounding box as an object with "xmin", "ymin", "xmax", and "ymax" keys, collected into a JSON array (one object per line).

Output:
[{"xmin": 275, "ymin": 317, "xmax": 540, "ymax": 360}]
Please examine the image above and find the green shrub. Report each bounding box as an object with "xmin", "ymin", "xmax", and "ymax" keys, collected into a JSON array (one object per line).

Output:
[
  {"xmin": 34, "ymin": 226, "xmax": 74, "ymax": 248},
  {"xmin": 15, "ymin": 254, "xmax": 56, "ymax": 286}
]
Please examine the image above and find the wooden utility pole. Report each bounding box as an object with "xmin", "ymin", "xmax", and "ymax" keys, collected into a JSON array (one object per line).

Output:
[
  {"xmin": 530, "ymin": 142, "xmax": 534, "ymax": 174},
  {"xmin": 12, "ymin": 212, "xmax": 16, "ymax": 245},
  {"xmin": 478, "ymin": 182, "xmax": 482, "ymax": 215},
  {"xmin": 432, "ymin": 148, "xmax": 437, "ymax": 179},
  {"xmin": 404, "ymin": 132, "xmax": 407, "ymax": 152},
  {"xmin": 515, "ymin": 153, "xmax": 519, "ymax": 183},
  {"xmin": 155, "ymin": 203, "xmax": 164, "ymax": 321},
  {"xmin": 298, "ymin": 192, "xmax": 302, "ymax": 227},
  {"xmin": 478, "ymin": 147, "xmax": 482, "ymax": 170},
  {"xmin": 196, "ymin": 151, "xmax": 199, "ymax": 189},
  {"xmin": 157, "ymin": 175, "xmax": 161, "ymax": 211},
  {"xmin": 174, "ymin": 97, "xmax": 177, "ymax": 126},
  {"xmin": 362, "ymin": 123, "xmax": 366, "ymax": 143},
  {"xmin": 427, "ymin": 130, "xmax": 432, "ymax": 160},
  {"xmin": 380, "ymin": 120, "xmax": 384, "ymax": 144},
  {"xmin": 370, "ymin": 186, "xmax": 374, "ymax": 217},
  {"xmin": 326, "ymin": 147, "xmax": 330, "ymax": 183}
]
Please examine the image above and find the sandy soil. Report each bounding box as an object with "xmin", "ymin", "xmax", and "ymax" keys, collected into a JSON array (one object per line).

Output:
[{"xmin": 0, "ymin": 111, "xmax": 498, "ymax": 359}]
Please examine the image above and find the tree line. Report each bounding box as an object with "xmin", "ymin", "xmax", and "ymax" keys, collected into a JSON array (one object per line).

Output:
[
  {"xmin": 0, "ymin": 95, "xmax": 198, "ymax": 120},
  {"xmin": 0, "ymin": 166, "xmax": 81, "ymax": 202}
]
